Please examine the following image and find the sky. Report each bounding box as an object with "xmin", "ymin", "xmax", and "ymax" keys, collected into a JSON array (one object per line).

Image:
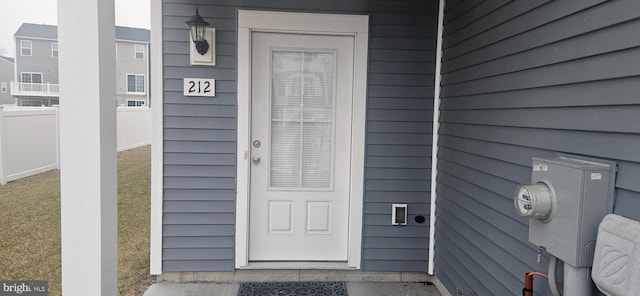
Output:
[{"xmin": 0, "ymin": 0, "xmax": 150, "ymax": 58}]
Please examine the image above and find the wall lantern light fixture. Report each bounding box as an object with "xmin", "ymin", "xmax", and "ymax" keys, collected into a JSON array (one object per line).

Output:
[
  {"xmin": 186, "ymin": 7, "xmax": 216, "ymax": 66},
  {"xmin": 185, "ymin": 7, "xmax": 210, "ymax": 55}
]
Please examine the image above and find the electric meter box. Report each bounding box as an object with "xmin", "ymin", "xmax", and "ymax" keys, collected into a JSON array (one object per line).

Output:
[{"xmin": 526, "ymin": 156, "xmax": 615, "ymax": 267}]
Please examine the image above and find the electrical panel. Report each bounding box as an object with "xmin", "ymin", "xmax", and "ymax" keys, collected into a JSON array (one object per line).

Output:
[{"xmin": 515, "ymin": 156, "xmax": 615, "ymax": 267}]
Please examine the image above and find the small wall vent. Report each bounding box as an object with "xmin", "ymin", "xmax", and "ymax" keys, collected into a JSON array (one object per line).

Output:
[{"xmin": 392, "ymin": 204, "xmax": 407, "ymax": 225}]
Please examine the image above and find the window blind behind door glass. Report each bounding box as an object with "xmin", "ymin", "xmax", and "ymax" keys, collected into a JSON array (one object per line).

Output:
[{"xmin": 270, "ymin": 51, "xmax": 336, "ymax": 189}]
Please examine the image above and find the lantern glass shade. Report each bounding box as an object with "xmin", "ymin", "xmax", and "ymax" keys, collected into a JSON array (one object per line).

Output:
[{"xmin": 189, "ymin": 21, "xmax": 207, "ymax": 42}]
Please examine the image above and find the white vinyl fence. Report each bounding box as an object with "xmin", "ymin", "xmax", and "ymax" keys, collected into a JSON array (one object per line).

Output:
[
  {"xmin": 117, "ymin": 107, "xmax": 152, "ymax": 152},
  {"xmin": 0, "ymin": 106, "xmax": 151, "ymax": 185}
]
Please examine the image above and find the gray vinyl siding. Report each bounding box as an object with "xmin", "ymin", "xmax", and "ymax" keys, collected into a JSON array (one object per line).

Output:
[
  {"xmin": 162, "ymin": 0, "xmax": 438, "ymax": 272},
  {"xmin": 435, "ymin": 0, "xmax": 640, "ymax": 295},
  {"xmin": 0, "ymin": 59, "xmax": 13, "ymax": 104},
  {"xmin": 15, "ymin": 38, "xmax": 59, "ymax": 84}
]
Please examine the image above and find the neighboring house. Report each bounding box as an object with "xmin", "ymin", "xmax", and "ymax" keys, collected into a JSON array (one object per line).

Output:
[
  {"xmin": 0, "ymin": 56, "xmax": 14, "ymax": 105},
  {"xmin": 115, "ymin": 26, "xmax": 151, "ymax": 107},
  {"xmin": 149, "ymin": 1, "xmax": 640, "ymax": 296},
  {"xmin": 12, "ymin": 23, "xmax": 150, "ymax": 107}
]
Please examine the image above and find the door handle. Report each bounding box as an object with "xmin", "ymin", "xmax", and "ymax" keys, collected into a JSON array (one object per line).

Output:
[{"xmin": 252, "ymin": 156, "xmax": 261, "ymax": 164}]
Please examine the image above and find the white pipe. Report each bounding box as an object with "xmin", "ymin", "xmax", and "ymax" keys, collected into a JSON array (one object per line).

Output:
[
  {"xmin": 564, "ymin": 264, "xmax": 592, "ymax": 296},
  {"xmin": 428, "ymin": 0, "xmax": 446, "ymax": 276},
  {"xmin": 548, "ymin": 255, "xmax": 561, "ymax": 296}
]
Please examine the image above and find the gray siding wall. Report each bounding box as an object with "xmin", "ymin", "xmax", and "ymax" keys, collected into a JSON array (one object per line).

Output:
[
  {"xmin": 162, "ymin": 0, "xmax": 438, "ymax": 272},
  {"xmin": 15, "ymin": 38, "xmax": 59, "ymax": 84},
  {"xmin": 435, "ymin": 0, "xmax": 640, "ymax": 295},
  {"xmin": 0, "ymin": 59, "xmax": 13, "ymax": 104},
  {"xmin": 116, "ymin": 41, "xmax": 149, "ymax": 106}
]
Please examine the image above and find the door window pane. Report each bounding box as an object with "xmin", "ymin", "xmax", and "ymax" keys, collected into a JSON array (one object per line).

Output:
[
  {"xmin": 271, "ymin": 121, "xmax": 301, "ymax": 187},
  {"xmin": 302, "ymin": 122, "xmax": 332, "ymax": 188},
  {"xmin": 271, "ymin": 52, "xmax": 302, "ymax": 121},
  {"xmin": 303, "ymin": 53, "xmax": 334, "ymax": 122},
  {"xmin": 269, "ymin": 50, "xmax": 336, "ymax": 189}
]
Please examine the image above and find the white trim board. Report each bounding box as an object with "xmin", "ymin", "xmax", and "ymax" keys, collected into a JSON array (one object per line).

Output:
[
  {"xmin": 15, "ymin": 36, "xmax": 57, "ymax": 41},
  {"xmin": 428, "ymin": 0, "xmax": 446, "ymax": 275},
  {"xmin": 149, "ymin": 0, "xmax": 164, "ymax": 275},
  {"xmin": 236, "ymin": 10, "xmax": 369, "ymax": 269}
]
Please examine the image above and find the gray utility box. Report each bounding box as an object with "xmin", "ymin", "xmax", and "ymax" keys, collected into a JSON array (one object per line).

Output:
[{"xmin": 529, "ymin": 156, "xmax": 615, "ymax": 267}]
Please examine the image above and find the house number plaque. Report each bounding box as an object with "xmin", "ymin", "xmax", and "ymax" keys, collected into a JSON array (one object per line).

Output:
[{"xmin": 183, "ymin": 78, "xmax": 215, "ymax": 97}]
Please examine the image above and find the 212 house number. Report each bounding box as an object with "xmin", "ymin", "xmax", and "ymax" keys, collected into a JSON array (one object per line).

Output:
[{"xmin": 183, "ymin": 78, "xmax": 215, "ymax": 97}]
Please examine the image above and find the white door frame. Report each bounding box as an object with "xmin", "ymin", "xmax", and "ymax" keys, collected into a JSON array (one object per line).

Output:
[{"xmin": 236, "ymin": 10, "xmax": 369, "ymax": 269}]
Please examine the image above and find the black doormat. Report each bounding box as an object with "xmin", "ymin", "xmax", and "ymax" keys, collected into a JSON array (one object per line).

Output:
[{"xmin": 238, "ymin": 281, "xmax": 348, "ymax": 296}]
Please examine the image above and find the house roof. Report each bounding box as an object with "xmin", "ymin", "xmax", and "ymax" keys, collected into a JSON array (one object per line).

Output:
[
  {"xmin": 115, "ymin": 26, "xmax": 150, "ymax": 43},
  {"xmin": 14, "ymin": 23, "xmax": 150, "ymax": 43},
  {"xmin": 14, "ymin": 23, "xmax": 58, "ymax": 40},
  {"xmin": 0, "ymin": 56, "xmax": 14, "ymax": 64}
]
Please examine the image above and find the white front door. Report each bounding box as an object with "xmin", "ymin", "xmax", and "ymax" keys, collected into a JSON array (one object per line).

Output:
[{"xmin": 249, "ymin": 32, "xmax": 355, "ymax": 261}]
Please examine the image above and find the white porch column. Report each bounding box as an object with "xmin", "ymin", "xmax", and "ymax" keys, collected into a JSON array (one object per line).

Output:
[{"xmin": 57, "ymin": 0, "xmax": 117, "ymax": 295}]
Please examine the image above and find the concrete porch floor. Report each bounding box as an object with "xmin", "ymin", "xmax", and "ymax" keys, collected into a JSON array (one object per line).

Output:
[{"xmin": 143, "ymin": 282, "xmax": 443, "ymax": 296}]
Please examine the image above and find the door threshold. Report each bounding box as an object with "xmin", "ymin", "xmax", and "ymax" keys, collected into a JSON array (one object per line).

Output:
[{"xmin": 242, "ymin": 261, "xmax": 355, "ymax": 270}]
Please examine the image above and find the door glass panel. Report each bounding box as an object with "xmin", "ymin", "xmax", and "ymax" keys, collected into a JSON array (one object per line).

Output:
[
  {"xmin": 270, "ymin": 50, "xmax": 336, "ymax": 189},
  {"xmin": 271, "ymin": 121, "xmax": 301, "ymax": 187},
  {"xmin": 303, "ymin": 53, "xmax": 334, "ymax": 122},
  {"xmin": 302, "ymin": 122, "xmax": 332, "ymax": 188},
  {"xmin": 272, "ymin": 52, "xmax": 302, "ymax": 121}
]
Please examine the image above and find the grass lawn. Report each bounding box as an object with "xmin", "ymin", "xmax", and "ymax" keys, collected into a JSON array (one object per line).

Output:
[{"xmin": 0, "ymin": 146, "xmax": 151, "ymax": 296}]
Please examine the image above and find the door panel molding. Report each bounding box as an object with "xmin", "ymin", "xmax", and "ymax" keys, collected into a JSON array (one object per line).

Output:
[{"xmin": 236, "ymin": 10, "xmax": 369, "ymax": 269}]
